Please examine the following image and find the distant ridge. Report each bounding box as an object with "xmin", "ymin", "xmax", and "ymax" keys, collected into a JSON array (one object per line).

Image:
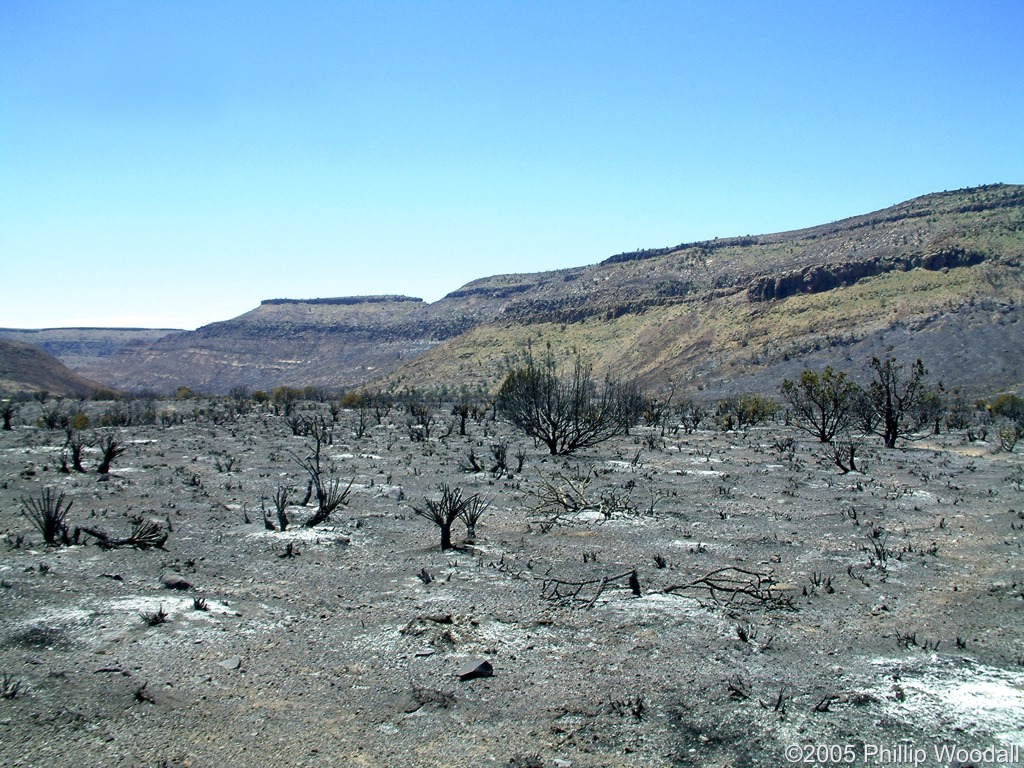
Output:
[
  {"xmin": 8, "ymin": 183, "xmax": 1024, "ymax": 396},
  {"xmin": 260, "ymin": 296, "xmax": 423, "ymax": 306}
]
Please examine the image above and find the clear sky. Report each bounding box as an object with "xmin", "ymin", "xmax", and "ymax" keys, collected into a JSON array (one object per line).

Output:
[{"xmin": 2, "ymin": 1, "xmax": 1022, "ymax": 330}]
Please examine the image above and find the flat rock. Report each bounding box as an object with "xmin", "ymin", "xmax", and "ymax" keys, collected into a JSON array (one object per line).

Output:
[
  {"xmin": 218, "ymin": 655, "xmax": 242, "ymax": 670},
  {"xmin": 455, "ymin": 658, "xmax": 493, "ymax": 681}
]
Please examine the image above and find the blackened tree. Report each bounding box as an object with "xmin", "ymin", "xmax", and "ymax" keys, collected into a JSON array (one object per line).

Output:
[
  {"xmin": 496, "ymin": 350, "xmax": 643, "ymax": 455},
  {"xmin": 866, "ymin": 357, "xmax": 929, "ymax": 448}
]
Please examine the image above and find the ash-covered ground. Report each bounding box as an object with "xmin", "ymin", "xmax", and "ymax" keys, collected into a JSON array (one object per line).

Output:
[{"xmin": 1, "ymin": 398, "xmax": 1022, "ymax": 767}]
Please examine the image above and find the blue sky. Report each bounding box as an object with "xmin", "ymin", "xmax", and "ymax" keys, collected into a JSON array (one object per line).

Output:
[{"xmin": 2, "ymin": 1, "xmax": 1022, "ymax": 329}]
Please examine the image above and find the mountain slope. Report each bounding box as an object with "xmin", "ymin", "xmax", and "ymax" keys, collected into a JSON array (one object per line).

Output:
[
  {"xmin": 28, "ymin": 183, "xmax": 1024, "ymax": 396},
  {"xmin": 385, "ymin": 183, "xmax": 1024, "ymax": 396},
  {"xmin": 0, "ymin": 339, "xmax": 113, "ymax": 396}
]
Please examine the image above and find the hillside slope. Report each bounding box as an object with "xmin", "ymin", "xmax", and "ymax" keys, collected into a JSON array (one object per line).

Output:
[
  {"xmin": 0, "ymin": 339, "xmax": 113, "ymax": 396},
  {"xmin": 386, "ymin": 183, "xmax": 1024, "ymax": 396}
]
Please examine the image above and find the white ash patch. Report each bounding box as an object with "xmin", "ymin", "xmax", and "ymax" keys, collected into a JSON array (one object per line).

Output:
[
  {"xmin": 247, "ymin": 525, "xmax": 352, "ymax": 544},
  {"xmin": 604, "ymin": 460, "xmax": 641, "ymax": 472},
  {"xmin": 869, "ymin": 656, "xmax": 1024, "ymax": 744},
  {"xmin": 17, "ymin": 605, "xmax": 92, "ymax": 629},
  {"xmin": 105, "ymin": 595, "xmax": 233, "ymax": 619}
]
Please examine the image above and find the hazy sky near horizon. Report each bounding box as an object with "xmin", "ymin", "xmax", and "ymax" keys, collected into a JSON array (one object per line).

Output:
[{"xmin": 2, "ymin": 1, "xmax": 1023, "ymax": 330}]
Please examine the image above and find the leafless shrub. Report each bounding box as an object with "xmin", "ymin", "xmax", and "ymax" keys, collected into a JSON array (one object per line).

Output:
[
  {"xmin": 304, "ymin": 476, "xmax": 354, "ymax": 528},
  {"xmin": 760, "ymin": 685, "xmax": 790, "ymax": 714},
  {"xmin": 1, "ymin": 401, "xmax": 17, "ymax": 430},
  {"xmin": 459, "ymin": 448, "xmax": 484, "ymax": 473},
  {"xmin": 213, "ymin": 453, "xmax": 237, "ymax": 472},
  {"xmin": 675, "ymin": 399, "xmax": 706, "ymax": 434},
  {"xmin": 66, "ymin": 430, "xmax": 91, "ymax": 472},
  {"xmin": 96, "ymin": 432, "xmax": 127, "ymax": 474},
  {"xmin": 528, "ymin": 470, "xmax": 638, "ymax": 530},
  {"xmin": 607, "ymin": 694, "xmax": 645, "ymax": 720},
  {"xmin": 289, "ymin": 424, "xmax": 352, "ymax": 527},
  {"xmin": 460, "ymin": 494, "xmax": 490, "ymax": 540},
  {"xmin": 21, "ymin": 487, "xmax": 73, "ymax": 546},
  {"xmin": 664, "ymin": 567, "xmax": 795, "ymax": 611},
  {"xmin": 263, "ymin": 485, "xmax": 291, "ymax": 531},
  {"xmin": 823, "ymin": 429, "xmax": 865, "ymax": 473},
  {"xmin": 79, "ymin": 519, "xmax": 167, "ymax": 550},
  {"xmin": 489, "ymin": 442, "xmax": 509, "ymax": 474},
  {"xmin": 540, "ymin": 569, "xmax": 641, "ymax": 608},
  {"xmin": 863, "ymin": 527, "xmax": 894, "ymax": 570},
  {"xmin": 497, "ymin": 349, "xmax": 643, "ymax": 455},
  {"xmin": 38, "ymin": 399, "xmax": 67, "ymax": 430},
  {"xmin": 727, "ymin": 674, "xmax": 750, "ymax": 701}
]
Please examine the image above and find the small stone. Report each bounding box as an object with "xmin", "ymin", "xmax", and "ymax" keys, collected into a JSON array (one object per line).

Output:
[
  {"xmin": 218, "ymin": 656, "xmax": 242, "ymax": 670},
  {"xmin": 415, "ymin": 648, "xmax": 435, "ymax": 658},
  {"xmin": 455, "ymin": 659, "xmax": 493, "ymax": 681},
  {"xmin": 160, "ymin": 572, "xmax": 192, "ymax": 591}
]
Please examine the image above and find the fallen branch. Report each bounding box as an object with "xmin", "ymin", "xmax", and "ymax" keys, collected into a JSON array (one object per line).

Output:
[
  {"xmin": 663, "ymin": 567, "xmax": 795, "ymax": 611},
  {"xmin": 540, "ymin": 569, "xmax": 641, "ymax": 608},
  {"xmin": 78, "ymin": 520, "xmax": 168, "ymax": 550}
]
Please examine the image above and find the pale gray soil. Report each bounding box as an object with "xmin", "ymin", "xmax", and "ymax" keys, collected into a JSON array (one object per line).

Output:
[{"xmin": 1, "ymin": 400, "xmax": 1022, "ymax": 768}]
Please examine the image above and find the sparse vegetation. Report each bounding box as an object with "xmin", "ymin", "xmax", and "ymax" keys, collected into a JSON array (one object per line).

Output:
[{"xmin": 1, "ymin": 182, "xmax": 1024, "ymax": 765}]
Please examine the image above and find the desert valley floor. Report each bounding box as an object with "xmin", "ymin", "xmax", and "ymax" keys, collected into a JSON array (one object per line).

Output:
[{"xmin": 1, "ymin": 399, "xmax": 1022, "ymax": 767}]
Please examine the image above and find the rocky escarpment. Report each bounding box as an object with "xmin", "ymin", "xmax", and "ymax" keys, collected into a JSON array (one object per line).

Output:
[{"xmin": 747, "ymin": 247, "xmax": 988, "ymax": 302}]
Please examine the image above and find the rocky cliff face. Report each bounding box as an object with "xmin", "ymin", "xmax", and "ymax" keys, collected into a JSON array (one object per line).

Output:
[{"xmin": 747, "ymin": 248, "xmax": 989, "ymax": 302}]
